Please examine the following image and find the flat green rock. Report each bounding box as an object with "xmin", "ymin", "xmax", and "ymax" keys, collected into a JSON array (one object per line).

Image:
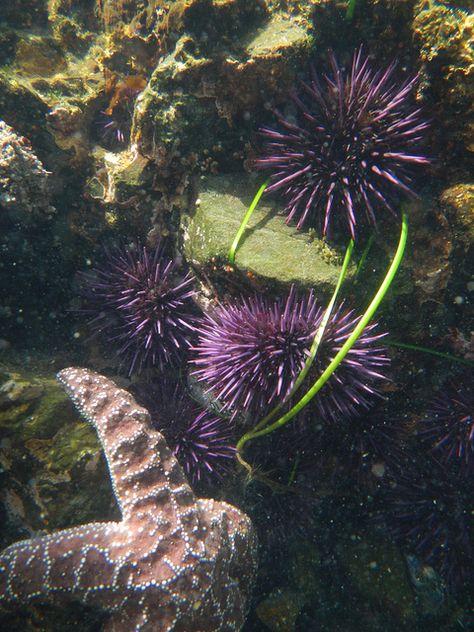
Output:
[
  {"xmin": 246, "ymin": 15, "xmax": 310, "ymax": 57},
  {"xmin": 182, "ymin": 174, "xmax": 352, "ymax": 294}
]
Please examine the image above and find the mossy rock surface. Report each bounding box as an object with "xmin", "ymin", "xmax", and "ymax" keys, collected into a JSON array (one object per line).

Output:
[
  {"xmin": 182, "ymin": 174, "xmax": 353, "ymax": 294},
  {"xmin": 0, "ymin": 367, "xmax": 112, "ymax": 536},
  {"xmin": 441, "ymin": 182, "xmax": 474, "ymax": 247},
  {"xmin": 133, "ymin": 8, "xmax": 312, "ymax": 163}
]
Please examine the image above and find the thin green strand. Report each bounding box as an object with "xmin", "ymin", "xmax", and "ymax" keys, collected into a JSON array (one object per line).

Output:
[
  {"xmin": 228, "ymin": 181, "xmax": 268, "ymax": 264},
  {"xmin": 293, "ymin": 239, "xmax": 354, "ymax": 393},
  {"xmin": 355, "ymin": 234, "xmax": 374, "ymax": 278},
  {"xmin": 387, "ymin": 340, "xmax": 474, "ymax": 367},
  {"xmin": 346, "ymin": 0, "xmax": 357, "ymax": 20}
]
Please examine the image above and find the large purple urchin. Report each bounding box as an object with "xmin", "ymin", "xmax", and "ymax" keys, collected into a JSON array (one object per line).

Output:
[
  {"xmin": 79, "ymin": 243, "xmax": 196, "ymax": 375},
  {"xmin": 256, "ymin": 48, "xmax": 429, "ymax": 239},
  {"xmin": 191, "ymin": 287, "xmax": 389, "ymax": 422},
  {"xmin": 134, "ymin": 380, "xmax": 235, "ymax": 484},
  {"xmin": 419, "ymin": 382, "xmax": 474, "ymax": 474}
]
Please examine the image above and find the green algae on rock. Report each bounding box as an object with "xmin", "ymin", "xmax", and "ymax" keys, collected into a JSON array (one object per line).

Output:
[
  {"xmin": 182, "ymin": 174, "xmax": 353, "ymax": 293},
  {"xmin": 0, "ymin": 375, "xmax": 73, "ymax": 441}
]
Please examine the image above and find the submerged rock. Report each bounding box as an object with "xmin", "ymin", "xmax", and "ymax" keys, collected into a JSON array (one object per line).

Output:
[
  {"xmin": 441, "ymin": 182, "xmax": 474, "ymax": 249},
  {"xmin": 0, "ymin": 121, "xmax": 55, "ymax": 223},
  {"xmin": 0, "ymin": 367, "xmax": 110, "ymax": 541},
  {"xmin": 413, "ymin": 2, "xmax": 474, "ymax": 171},
  {"xmin": 405, "ymin": 554, "xmax": 448, "ymax": 619},
  {"xmin": 256, "ymin": 588, "xmax": 305, "ymax": 632},
  {"xmin": 133, "ymin": 2, "xmax": 311, "ymax": 166},
  {"xmin": 182, "ymin": 174, "xmax": 352, "ymax": 293},
  {"xmin": 335, "ymin": 536, "xmax": 418, "ymax": 629}
]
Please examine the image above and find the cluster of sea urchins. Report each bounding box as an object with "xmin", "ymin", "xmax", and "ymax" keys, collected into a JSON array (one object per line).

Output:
[
  {"xmin": 79, "ymin": 242, "xmax": 196, "ymax": 375},
  {"xmin": 79, "ymin": 245, "xmax": 391, "ymax": 482},
  {"xmin": 76, "ymin": 48, "xmax": 432, "ymax": 496},
  {"xmin": 191, "ymin": 287, "xmax": 389, "ymax": 423},
  {"xmin": 256, "ymin": 48, "xmax": 429, "ymax": 240}
]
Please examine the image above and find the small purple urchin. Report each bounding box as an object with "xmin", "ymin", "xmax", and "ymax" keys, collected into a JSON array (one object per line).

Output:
[
  {"xmin": 170, "ymin": 409, "xmax": 236, "ymax": 484},
  {"xmin": 96, "ymin": 77, "xmax": 145, "ymax": 148},
  {"xmin": 134, "ymin": 380, "xmax": 235, "ymax": 484},
  {"xmin": 256, "ymin": 48, "xmax": 429, "ymax": 239},
  {"xmin": 419, "ymin": 382, "xmax": 474, "ymax": 474},
  {"xmin": 79, "ymin": 243, "xmax": 196, "ymax": 375},
  {"xmin": 191, "ymin": 287, "xmax": 389, "ymax": 422}
]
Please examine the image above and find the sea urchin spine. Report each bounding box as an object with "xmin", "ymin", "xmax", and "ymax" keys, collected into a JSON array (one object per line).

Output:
[{"xmin": 135, "ymin": 379, "xmax": 236, "ymax": 484}]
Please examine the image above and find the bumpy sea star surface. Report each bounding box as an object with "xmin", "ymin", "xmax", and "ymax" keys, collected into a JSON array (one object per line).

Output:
[{"xmin": 0, "ymin": 368, "xmax": 257, "ymax": 631}]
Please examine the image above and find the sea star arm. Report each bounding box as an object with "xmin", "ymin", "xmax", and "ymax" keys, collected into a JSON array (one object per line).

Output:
[
  {"xmin": 0, "ymin": 522, "xmax": 127, "ymax": 607},
  {"xmin": 57, "ymin": 367, "xmax": 197, "ymax": 523}
]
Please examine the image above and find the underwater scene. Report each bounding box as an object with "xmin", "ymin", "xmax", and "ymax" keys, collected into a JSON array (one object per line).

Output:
[{"xmin": 0, "ymin": 0, "xmax": 473, "ymax": 630}]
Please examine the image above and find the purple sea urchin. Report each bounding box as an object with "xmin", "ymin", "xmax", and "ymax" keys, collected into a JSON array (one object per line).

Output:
[
  {"xmin": 256, "ymin": 48, "xmax": 429, "ymax": 239},
  {"xmin": 385, "ymin": 459, "xmax": 473, "ymax": 591},
  {"xmin": 98, "ymin": 111, "xmax": 128, "ymax": 146},
  {"xmin": 193, "ymin": 289, "xmax": 318, "ymax": 416},
  {"xmin": 420, "ymin": 382, "xmax": 474, "ymax": 474},
  {"xmin": 79, "ymin": 243, "xmax": 196, "ymax": 375},
  {"xmin": 192, "ymin": 287, "xmax": 389, "ymax": 422},
  {"xmin": 168, "ymin": 409, "xmax": 235, "ymax": 483},
  {"xmin": 135, "ymin": 380, "xmax": 235, "ymax": 484}
]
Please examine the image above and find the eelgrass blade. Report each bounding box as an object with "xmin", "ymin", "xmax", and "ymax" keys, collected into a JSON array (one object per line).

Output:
[
  {"xmin": 228, "ymin": 181, "xmax": 268, "ymax": 264},
  {"xmin": 246, "ymin": 238, "xmax": 354, "ymax": 438},
  {"xmin": 346, "ymin": 0, "xmax": 357, "ymax": 20},
  {"xmin": 387, "ymin": 340, "xmax": 474, "ymax": 367}
]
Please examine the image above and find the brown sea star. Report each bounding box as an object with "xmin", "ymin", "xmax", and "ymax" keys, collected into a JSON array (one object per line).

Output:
[{"xmin": 0, "ymin": 367, "xmax": 257, "ymax": 631}]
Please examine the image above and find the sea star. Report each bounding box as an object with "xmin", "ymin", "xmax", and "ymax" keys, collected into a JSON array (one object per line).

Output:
[{"xmin": 0, "ymin": 368, "xmax": 257, "ymax": 631}]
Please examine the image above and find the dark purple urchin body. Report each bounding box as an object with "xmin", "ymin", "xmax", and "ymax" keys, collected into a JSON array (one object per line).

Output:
[
  {"xmin": 327, "ymin": 412, "xmax": 409, "ymax": 490},
  {"xmin": 169, "ymin": 408, "xmax": 235, "ymax": 483},
  {"xmin": 419, "ymin": 382, "xmax": 474, "ymax": 474},
  {"xmin": 385, "ymin": 460, "xmax": 474, "ymax": 591},
  {"xmin": 191, "ymin": 287, "xmax": 389, "ymax": 422},
  {"xmin": 134, "ymin": 380, "xmax": 235, "ymax": 484},
  {"xmin": 95, "ymin": 78, "xmax": 145, "ymax": 148},
  {"xmin": 98, "ymin": 111, "xmax": 128, "ymax": 146},
  {"xmin": 256, "ymin": 48, "xmax": 429, "ymax": 239},
  {"xmin": 79, "ymin": 243, "xmax": 196, "ymax": 375}
]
